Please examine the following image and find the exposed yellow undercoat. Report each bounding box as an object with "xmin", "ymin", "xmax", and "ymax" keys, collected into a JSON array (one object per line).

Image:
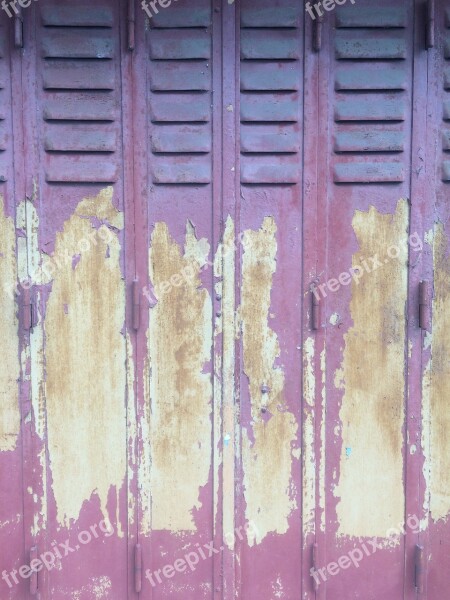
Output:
[
  {"xmin": 240, "ymin": 217, "xmax": 298, "ymax": 545},
  {"xmin": 303, "ymin": 337, "xmax": 316, "ymax": 540},
  {"xmin": 45, "ymin": 188, "xmax": 127, "ymax": 527},
  {"xmin": 335, "ymin": 200, "xmax": 408, "ymax": 538},
  {"xmin": 147, "ymin": 222, "xmax": 212, "ymax": 531},
  {"xmin": 0, "ymin": 197, "xmax": 20, "ymax": 452},
  {"xmin": 426, "ymin": 224, "xmax": 450, "ymax": 522}
]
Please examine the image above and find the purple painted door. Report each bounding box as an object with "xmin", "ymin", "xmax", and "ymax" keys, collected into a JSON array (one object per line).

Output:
[{"xmin": 1, "ymin": 1, "xmax": 450, "ymax": 599}]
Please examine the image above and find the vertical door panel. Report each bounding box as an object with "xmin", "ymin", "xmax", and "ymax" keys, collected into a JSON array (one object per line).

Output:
[
  {"xmin": 237, "ymin": 1, "xmax": 304, "ymax": 599},
  {"xmin": 19, "ymin": 2, "xmax": 135, "ymax": 598},
  {"xmin": 314, "ymin": 1, "xmax": 417, "ymax": 598},
  {"xmin": 0, "ymin": 14, "xmax": 27, "ymax": 600},
  {"xmin": 423, "ymin": 2, "xmax": 450, "ymax": 597},
  {"xmin": 137, "ymin": 2, "xmax": 220, "ymax": 599}
]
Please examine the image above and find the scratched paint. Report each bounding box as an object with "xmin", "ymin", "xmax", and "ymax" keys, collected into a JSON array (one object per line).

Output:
[
  {"xmin": 240, "ymin": 217, "xmax": 298, "ymax": 545},
  {"xmin": 147, "ymin": 222, "xmax": 212, "ymax": 531},
  {"xmin": 45, "ymin": 188, "xmax": 127, "ymax": 527},
  {"xmin": 0, "ymin": 197, "xmax": 20, "ymax": 452},
  {"xmin": 425, "ymin": 224, "xmax": 450, "ymax": 522},
  {"xmin": 335, "ymin": 200, "xmax": 408, "ymax": 538}
]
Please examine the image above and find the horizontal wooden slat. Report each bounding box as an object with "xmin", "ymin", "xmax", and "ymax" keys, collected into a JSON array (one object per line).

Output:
[
  {"xmin": 241, "ymin": 62, "xmax": 300, "ymax": 91},
  {"xmin": 150, "ymin": 61, "xmax": 211, "ymax": 91},
  {"xmin": 151, "ymin": 126, "xmax": 211, "ymax": 153},
  {"xmin": 0, "ymin": 126, "xmax": 8, "ymax": 150},
  {"xmin": 44, "ymin": 127, "xmax": 116, "ymax": 152},
  {"xmin": 241, "ymin": 30, "xmax": 300, "ymax": 60},
  {"xmin": 241, "ymin": 160, "xmax": 299, "ymax": 184},
  {"xmin": 444, "ymin": 66, "xmax": 450, "ymax": 90},
  {"xmin": 43, "ymin": 60, "xmax": 115, "ymax": 90},
  {"xmin": 442, "ymin": 101, "xmax": 450, "ymax": 121},
  {"xmin": 444, "ymin": 34, "xmax": 450, "ymax": 59},
  {"xmin": 334, "ymin": 131, "xmax": 404, "ymax": 152},
  {"xmin": 334, "ymin": 162, "xmax": 404, "ymax": 183},
  {"xmin": 0, "ymin": 26, "xmax": 4, "ymax": 58},
  {"xmin": 45, "ymin": 155, "xmax": 118, "ymax": 183},
  {"xmin": 150, "ymin": 7, "xmax": 211, "ymax": 28},
  {"xmin": 241, "ymin": 7, "xmax": 300, "ymax": 27},
  {"xmin": 442, "ymin": 161, "xmax": 450, "ymax": 181},
  {"xmin": 150, "ymin": 30, "xmax": 211, "ymax": 60},
  {"xmin": 42, "ymin": 29, "xmax": 114, "ymax": 59},
  {"xmin": 43, "ymin": 93, "xmax": 116, "ymax": 121},
  {"xmin": 150, "ymin": 94, "xmax": 210, "ymax": 122},
  {"xmin": 241, "ymin": 93, "xmax": 298, "ymax": 122},
  {"xmin": 335, "ymin": 65, "xmax": 407, "ymax": 91},
  {"xmin": 443, "ymin": 130, "xmax": 450, "ymax": 150},
  {"xmin": 41, "ymin": 6, "xmax": 113, "ymax": 27},
  {"xmin": 335, "ymin": 97, "xmax": 405, "ymax": 121},
  {"xmin": 336, "ymin": 6, "xmax": 407, "ymax": 28},
  {"xmin": 335, "ymin": 31, "xmax": 407, "ymax": 60},
  {"xmin": 241, "ymin": 125, "xmax": 299, "ymax": 153},
  {"xmin": 152, "ymin": 157, "xmax": 211, "ymax": 184}
]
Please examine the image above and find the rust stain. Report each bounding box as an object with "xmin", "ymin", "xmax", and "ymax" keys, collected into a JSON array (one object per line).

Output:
[
  {"xmin": 426, "ymin": 224, "xmax": 450, "ymax": 522},
  {"xmin": 335, "ymin": 200, "xmax": 408, "ymax": 538},
  {"xmin": 0, "ymin": 196, "xmax": 20, "ymax": 452},
  {"xmin": 45, "ymin": 187, "xmax": 127, "ymax": 527},
  {"xmin": 147, "ymin": 222, "xmax": 212, "ymax": 531},
  {"xmin": 240, "ymin": 217, "xmax": 298, "ymax": 545}
]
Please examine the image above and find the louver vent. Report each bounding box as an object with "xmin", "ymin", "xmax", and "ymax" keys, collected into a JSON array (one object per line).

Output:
[
  {"xmin": 0, "ymin": 24, "xmax": 8, "ymax": 183},
  {"xmin": 40, "ymin": 6, "xmax": 119, "ymax": 184},
  {"xmin": 442, "ymin": 8, "xmax": 450, "ymax": 181},
  {"xmin": 240, "ymin": 2, "xmax": 302, "ymax": 185},
  {"xmin": 149, "ymin": 7, "xmax": 212, "ymax": 185},
  {"xmin": 333, "ymin": 6, "xmax": 408, "ymax": 183}
]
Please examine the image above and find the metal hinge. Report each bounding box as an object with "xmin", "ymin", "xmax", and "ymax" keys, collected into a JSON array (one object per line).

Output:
[
  {"xmin": 134, "ymin": 543, "xmax": 142, "ymax": 593},
  {"xmin": 30, "ymin": 546, "xmax": 38, "ymax": 595},
  {"xmin": 14, "ymin": 7, "xmax": 23, "ymax": 49},
  {"xmin": 22, "ymin": 288, "xmax": 37, "ymax": 331},
  {"xmin": 127, "ymin": 0, "xmax": 135, "ymax": 51},
  {"xmin": 427, "ymin": 0, "xmax": 435, "ymax": 49},
  {"xmin": 313, "ymin": 16, "xmax": 323, "ymax": 52},
  {"xmin": 415, "ymin": 544, "xmax": 424, "ymax": 593},
  {"xmin": 312, "ymin": 542, "xmax": 319, "ymax": 591},
  {"xmin": 311, "ymin": 282, "xmax": 320, "ymax": 331},
  {"xmin": 132, "ymin": 280, "xmax": 140, "ymax": 330},
  {"xmin": 419, "ymin": 281, "xmax": 431, "ymax": 331}
]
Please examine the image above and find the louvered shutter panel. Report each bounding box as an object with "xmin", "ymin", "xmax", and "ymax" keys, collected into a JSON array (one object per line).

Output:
[
  {"xmin": 240, "ymin": 2, "xmax": 301, "ymax": 184},
  {"xmin": 40, "ymin": 5, "xmax": 120, "ymax": 184},
  {"xmin": 317, "ymin": 2, "xmax": 417, "ymax": 598}
]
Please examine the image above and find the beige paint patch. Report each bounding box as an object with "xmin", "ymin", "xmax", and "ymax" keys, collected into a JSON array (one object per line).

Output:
[
  {"xmin": 220, "ymin": 216, "xmax": 236, "ymax": 548},
  {"xmin": 45, "ymin": 188, "xmax": 127, "ymax": 527},
  {"xmin": 427, "ymin": 224, "xmax": 450, "ymax": 522},
  {"xmin": 335, "ymin": 200, "xmax": 408, "ymax": 538},
  {"xmin": 148, "ymin": 222, "xmax": 212, "ymax": 531},
  {"xmin": 240, "ymin": 217, "xmax": 298, "ymax": 545},
  {"xmin": 0, "ymin": 197, "xmax": 20, "ymax": 452}
]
